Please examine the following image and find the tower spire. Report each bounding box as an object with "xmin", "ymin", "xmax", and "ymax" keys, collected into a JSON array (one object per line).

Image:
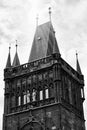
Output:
[
  {"xmin": 76, "ymin": 51, "xmax": 82, "ymax": 75},
  {"xmin": 6, "ymin": 44, "xmax": 11, "ymax": 68},
  {"xmin": 49, "ymin": 7, "xmax": 52, "ymax": 22},
  {"xmin": 12, "ymin": 40, "xmax": 20, "ymax": 67}
]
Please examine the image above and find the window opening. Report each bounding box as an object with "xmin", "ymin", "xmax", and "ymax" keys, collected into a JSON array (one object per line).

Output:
[
  {"xmin": 18, "ymin": 96, "xmax": 21, "ymax": 106},
  {"xmin": 27, "ymin": 90, "xmax": 30, "ymax": 103},
  {"xmin": 32, "ymin": 89, "xmax": 36, "ymax": 101},
  {"xmin": 40, "ymin": 90, "xmax": 43, "ymax": 100},
  {"xmin": 45, "ymin": 88, "xmax": 49, "ymax": 99}
]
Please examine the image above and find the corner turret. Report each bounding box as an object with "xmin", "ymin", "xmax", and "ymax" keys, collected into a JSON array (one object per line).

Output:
[{"xmin": 6, "ymin": 46, "xmax": 11, "ymax": 68}]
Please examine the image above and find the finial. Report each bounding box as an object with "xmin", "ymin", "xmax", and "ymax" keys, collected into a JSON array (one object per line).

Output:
[
  {"xmin": 76, "ymin": 50, "xmax": 78, "ymax": 60},
  {"xmin": 15, "ymin": 40, "xmax": 18, "ymax": 52},
  {"xmin": 36, "ymin": 14, "xmax": 39, "ymax": 27},
  {"xmin": 49, "ymin": 7, "xmax": 52, "ymax": 22},
  {"xmin": 9, "ymin": 43, "xmax": 11, "ymax": 52}
]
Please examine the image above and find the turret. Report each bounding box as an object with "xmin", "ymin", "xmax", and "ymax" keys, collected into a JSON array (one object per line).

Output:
[
  {"xmin": 6, "ymin": 46, "xmax": 11, "ymax": 68},
  {"xmin": 12, "ymin": 43, "xmax": 20, "ymax": 67}
]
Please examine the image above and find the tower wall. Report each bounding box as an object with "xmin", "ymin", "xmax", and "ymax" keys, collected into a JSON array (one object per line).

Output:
[{"xmin": 3, "ymin": 53, "xmax": 85, "ymax": 130}]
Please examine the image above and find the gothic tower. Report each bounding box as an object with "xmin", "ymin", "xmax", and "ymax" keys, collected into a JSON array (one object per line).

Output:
[{"xmin": 3, "ymin": 12, "xmax": 85, "ymax": 130}]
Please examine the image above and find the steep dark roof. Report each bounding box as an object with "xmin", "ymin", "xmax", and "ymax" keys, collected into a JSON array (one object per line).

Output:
[
  {"xmin": 12, "ymin": 52, "xmax": 20, "ymax": 67},
  {"xmin": 6, "ymin": 47, "xmax": 11, "ymax": 68},
  {"xmin": 29, "ymin": 21, "xmax": 60, "ymax": 62}
]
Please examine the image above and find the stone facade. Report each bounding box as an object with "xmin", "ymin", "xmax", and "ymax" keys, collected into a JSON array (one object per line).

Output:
[{"xmin": 3, "ymin": 53, "xmax": 85, "ymax": 130}]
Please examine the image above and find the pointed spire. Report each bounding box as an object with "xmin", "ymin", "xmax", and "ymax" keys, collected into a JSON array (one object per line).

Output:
[
  {"xmin": 76, "ymin": 51, "xmax": 82, "ymax": 75},
  {"xmin": 12, "ymin": 40, "xmax": 20, "ymax": 67},
  {"xmin": 49, "ymin": 7, "xmax": 52, "ymax": 22},
  {"xmin": 29, "ymin": 22, "xmax": 60, "ymax": 62},
  {"xmin": 6, "ymin": 45, "xmax": 11, "ymax": 68}
]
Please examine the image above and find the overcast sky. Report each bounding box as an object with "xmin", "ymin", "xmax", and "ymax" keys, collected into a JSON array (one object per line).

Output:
[{"xmin": 0, "ymin": 0, "xmax": 87, "ymax": 129}]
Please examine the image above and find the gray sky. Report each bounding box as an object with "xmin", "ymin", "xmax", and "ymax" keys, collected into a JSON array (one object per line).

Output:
[{"xmin": 0, "ymin": 0, "xmax": 87, "ymax": 129}]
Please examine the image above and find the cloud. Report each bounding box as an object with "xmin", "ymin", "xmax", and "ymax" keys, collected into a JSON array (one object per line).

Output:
[
  {"xmin": 65, "ymin": 0, "xmax": 81, "ymax": 5},
  {"xmin": 0, "ymin": 0, "xmax": 32, "ymax": 44}
]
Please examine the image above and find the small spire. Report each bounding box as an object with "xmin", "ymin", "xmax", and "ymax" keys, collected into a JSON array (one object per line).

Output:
[
  {"xmin": 49, "ymin": 7, "xmax": 52, "ymax": 22},
  {"xmin": 12, "ymin": 41, "xmax": 20, "ymax": 67},
  {"xmin": 36, "ymin": 14, "xmax": 39, "ymax": 27},
  {"xmin": 76, "ymin": 51, "xmax": 82, "ymax": 75},
  {"xmin": 6, "ymin": 44, "xmax": 11, "ymax": 68}
]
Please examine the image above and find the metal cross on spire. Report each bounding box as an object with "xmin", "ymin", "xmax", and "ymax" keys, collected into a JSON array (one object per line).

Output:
[{"xmin": 49, "ymin": 7, "xmax": 52, "ymax": 22}]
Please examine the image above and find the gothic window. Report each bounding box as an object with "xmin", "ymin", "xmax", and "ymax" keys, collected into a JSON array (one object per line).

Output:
[
  {"xmin": 32, "ymin": 89, "xmax": 36, "ymax": 101},
  {"xmin": 45, "ymin": 88, "xmax": 49, "ymax": 99},
  {"xmin": 23, "ymin": 92, "xmax": 26, "ymax": 104},
  {"xmin": 18, "ymin": 96, "xmax": 21, "ymax": 106},
  {"xmin": 40, "ymin": 90, "xmax": 43, "ymax": 100},
  {"xmin": 27, "ymin": 90, "xmax": 30, "ymax": 103}
]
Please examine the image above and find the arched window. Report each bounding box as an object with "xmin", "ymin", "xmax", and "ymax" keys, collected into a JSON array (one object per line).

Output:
[
  {"xmin": 40, "ymin": 90, "xmax": 43, "ymax": 100},
  {"xmin": 27, "ymin": 90, "xmax": 30, "ymax": 103},
  {"xmin": 32, "ymin": 89, "xmax": 36, "ymax": 101},
  {"xmin": 18, "ymin": 96, "xmax": 21, "ymax": 106},
  {"xmin": 45, "ymin": 86, "xmax": 49, "ymax": 99},
  {"xmin": 23, "ymin": 92, "xmax": 26, "ymax": 104},
  {"xmin": 45, "ymin": 88, "xmax": 49, "ymax": 99}
]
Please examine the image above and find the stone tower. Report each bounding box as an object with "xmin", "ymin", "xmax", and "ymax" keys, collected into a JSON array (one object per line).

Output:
[{"xmin": 3, "ymin": 20, "xmax": 85, "ymax": 130}]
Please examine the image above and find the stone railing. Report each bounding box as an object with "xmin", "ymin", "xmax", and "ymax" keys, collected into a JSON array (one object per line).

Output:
[{"xmin": 4, "ymin": 53, "xmax": 60, "ymax": 79}]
